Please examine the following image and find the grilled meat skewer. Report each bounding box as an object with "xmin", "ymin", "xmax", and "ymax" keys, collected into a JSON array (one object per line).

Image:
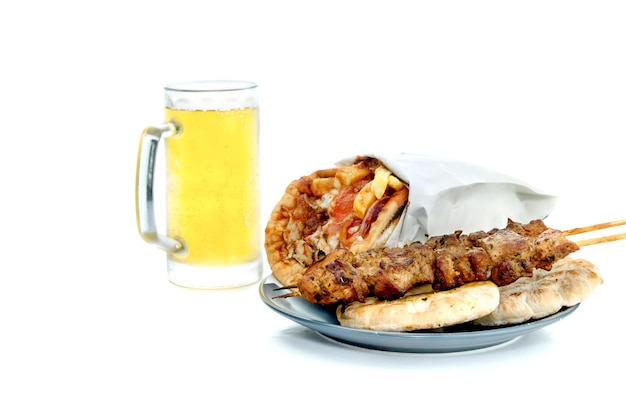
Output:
[{"xmin": 298, "ymin": 219, "xmax": 579, "ymax": 305}]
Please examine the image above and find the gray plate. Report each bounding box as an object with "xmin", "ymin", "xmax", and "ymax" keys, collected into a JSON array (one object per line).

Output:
[{"xmin": 259, "ymin": 275, "xmax": 579, "ymax": 354}]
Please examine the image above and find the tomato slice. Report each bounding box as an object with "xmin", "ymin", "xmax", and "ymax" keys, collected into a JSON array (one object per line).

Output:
[
  {"xmin": 328, "ymin": 180, "xmax": 372, "ymax": 247},
  {"xmin": 332, "ymin": 187, "xmax": 356, "ymax": 221},
  {"xmin": 331, "ymin": 179, "xmax": 370, "ymax": 221}
]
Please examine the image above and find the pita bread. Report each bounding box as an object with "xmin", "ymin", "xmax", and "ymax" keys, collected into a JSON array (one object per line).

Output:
[
  {"xmin": 474, "ymin": 258, "xmax": 602, "ymax": 326},
  {"xmin": 337, "ymin": 281, "xmax": 500, "ymax": 331},
  {"xmin": 264, "ymin": 168, "xmax": 334, "ymax": 287}
]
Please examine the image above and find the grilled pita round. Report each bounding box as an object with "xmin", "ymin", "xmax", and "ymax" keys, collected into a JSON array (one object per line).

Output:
[
  {"xmin": 337, "ymin": 281, "xmax": 500, "ymax": 331},
  {"xmin": 265, "ymin": 157, "xmax": 409, "ymax": 287},
  {"xmin": 474, "ymin": 257, "xmax": 602, "ymax": 326}
]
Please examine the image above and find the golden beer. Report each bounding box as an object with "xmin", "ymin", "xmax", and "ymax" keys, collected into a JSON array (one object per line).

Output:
[{"xmin": 164, "ymin": 107, "xmax": 260, "ymax": 267}]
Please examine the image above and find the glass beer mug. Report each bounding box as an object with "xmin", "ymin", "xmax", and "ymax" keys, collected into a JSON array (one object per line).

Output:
[{"xmin": 136, "ymin": 81, "xmax": 262, "ymax": 289}]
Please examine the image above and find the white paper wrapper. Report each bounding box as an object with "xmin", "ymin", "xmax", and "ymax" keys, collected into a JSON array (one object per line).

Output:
[{"xmin": 337, "ymin": 153, "xmax": 558, "ymax": 245}]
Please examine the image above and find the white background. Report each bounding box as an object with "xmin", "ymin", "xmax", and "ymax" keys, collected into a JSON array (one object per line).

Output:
[{"xmin": 1, "ymin": 1, "xmax": 624, "ymax": 417}]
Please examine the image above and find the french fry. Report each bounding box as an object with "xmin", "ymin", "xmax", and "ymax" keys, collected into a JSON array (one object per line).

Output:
[
  {"xmin": 353, "ymin": 181, "xmax": 377, "ymax": 219},
  {"xmin": 388, "ymin": 174, "xmax": 405, "ymax": 191},
  {"xmin": 335, "ymin": 165, "xmax": 372, "ymax": 186},
  {"xmin": 311, "ymin": 177, "xmax": 339, "ymax": 196},
  {"xmin": 372, "ymin": 166, "xmax": 392, "ymax": 199}
]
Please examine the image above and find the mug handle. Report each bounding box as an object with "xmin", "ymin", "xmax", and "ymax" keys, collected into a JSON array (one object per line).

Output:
[{"xmin": 135, "ymin": 123, "xmax": 183, "ymax": 253}]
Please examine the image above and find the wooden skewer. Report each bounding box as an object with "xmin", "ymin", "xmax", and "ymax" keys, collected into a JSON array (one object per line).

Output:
[
  {"xmin": 563, "ymin": 219, "xmax": 626, "ymax": 236},
  {"xmin": 575, "ymin": 233, "xmax": 626, "ymax": 247},
  {"xmin": 562, "ymin": 218, "xmax": 626, "ymax": 247}
]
